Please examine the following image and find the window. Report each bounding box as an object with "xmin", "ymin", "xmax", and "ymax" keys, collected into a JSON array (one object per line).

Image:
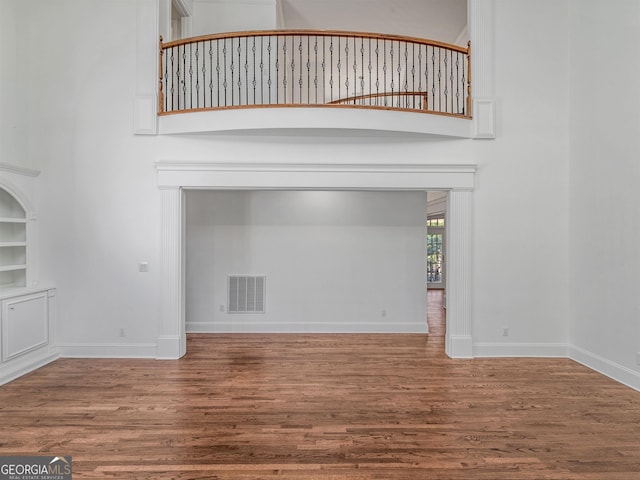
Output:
[{"xmin": 427, "ymin": 216, "xmax": 445, "ymax": 286}]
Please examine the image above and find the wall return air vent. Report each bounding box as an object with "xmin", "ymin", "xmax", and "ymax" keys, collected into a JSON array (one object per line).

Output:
[{"xmin": 228, "ymin": 275, "xmax": 266, "ymax": 314}]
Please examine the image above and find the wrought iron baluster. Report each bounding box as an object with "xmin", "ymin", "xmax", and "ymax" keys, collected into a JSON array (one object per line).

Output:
[
  {"xmin": 275, "ymin": 36, "xmax": 279, "ymax": 103},
  {"xmin": 282, "ymin": 36, "xmax": 287, "ymax": 103},
  {"xmin": 181, "ymin": 44, "xmax": 187, "ymax": 109},
  {"xmin": 170, "ymin": 47, "xmax": 175, "ymax": 111},
  {"xmin": 352, "ymin": 37, "xmax": 357, "ymax": 104},
  {"xmin": 314, "ymin": 36, "xmax": 318, "ymax": 104},
  {"xmin": 306, "ymin": 36, "xmax": 310, "ymax": 104},
  {"xmin": 230, "ymin": 38, "xmax": 235, "ymax": 106},
  {"xmin": 189, "ymin": 43, "xmax": 194, "ymax": 108},
  {"xmin": 337, "ymin": 36, "xmax": 341, "ymax": 101},
  {"xmin": 252, "ymin": 37, "xmax": 256, "ymax": 105},
  {"xmin": 268, "ymin": 36, "xmax": 272, "ymax": 104},
  {"xmin": 438, "ymin": 47, "xmax": 442, "ymax": 112},
  {"xmin": 260, "ymin": 36, "xmax": 264, "ymax": 105},
  {"xmin": 299, "ymin": 35, "xmax": 304, "ymax": 104},
  {"xmin": 216, "ymin": 39, "xmax": 220, "ymax": 107},
  {"xmin": 208, "ymin": 40, "xmax": 213, "ymax": 108},
  {"xmin": 164, "ymin": 48, "xmax": 170, "ymax": 112},
  {"xmin": 194, "ymin": 42, "xmax": 200, "ymax": 108},
  {"xmin": 418, "ymin": 45, "xmax": 423, "ymax": 108},
  {"xmin": 223, "ymin": 38, "xmax": 228, "ymax": 106},
  {"xmin": 329, "ymin": 37, "xmax": 334, "ymax": 102},
  {"xmin": 291, "ymin": 35, "xmax": 297, "ymax": 104},
  {"xmin": 367, "ymin": 38, "xmax": 371, "ymax": 106},
  {"xmin": 376, "ymin": 39, "xmax": 380, "ymax": 105},
  {"xmin": 431, "ymin": 46, "xmax": 436, "ymax": 111},
  {"xmin": 321, "ymin": 36, "xmax": 326, "ymax": 103},
  {"xmin": 344, "ymin": 37, "xmax": 350, "ymax": 102},
  {"xmin": 383, "ymin": 39, "xmax": 387, "ymax": 106},
  {"xmin": 456, "ymin": 50, "xmax": 460, "ymax": 113},
  {"xmin": 444, "ymin": 48, "xmax": 449, "ymax": 113},
  {"xmin": 402, "ymin": 40, "xmax": 407, "ymax": 108},
  {"xmin": 237, "ymin": 37, "xmax": 242, "ymax": 105},
  {"xmin": 411, "ymin": 43, "xmax": 415, "ymax": 109},
  {"xmin": 390, "ymin": 41, "xmax": 395, "ymax": 104},
  {"xmin": 244, "ymin": 36, "xmax": 249, "ymax": 106}
]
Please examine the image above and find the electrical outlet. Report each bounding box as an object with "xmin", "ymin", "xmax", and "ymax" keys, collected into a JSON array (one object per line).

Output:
[
  {"xmin": 119, "ymin": 328, "xmax": 126, "ymax": 337},
  {"xmin": 219, "ymin": 305, "xmax": 225, "ymax": 312},
  {"xmin": 381, "ymin": 309, "xmax": 387, "ymax": 317},
  {"xmin": 502, "ymin": 327, "xmax": 509, "ymax": 337}
]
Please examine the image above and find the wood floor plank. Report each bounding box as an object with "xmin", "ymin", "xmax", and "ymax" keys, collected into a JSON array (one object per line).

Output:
[{"xmin": 1, "ymin": 295, "xmax": 640, "ymax": 478}]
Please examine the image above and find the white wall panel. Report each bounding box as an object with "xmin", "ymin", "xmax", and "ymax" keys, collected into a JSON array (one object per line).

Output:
[{"xmin": 186, "ymin": 191, "xmax": 428, "ymax": 333}]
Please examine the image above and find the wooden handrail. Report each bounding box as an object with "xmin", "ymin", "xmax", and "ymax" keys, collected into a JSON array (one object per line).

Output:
[
  {"xmin": 328, "ymin": 91, "xmax": 428, "ymax": 110},
  {"xmin": 161, "ymin": 29, "xmax": 469, "ymax": 54}
]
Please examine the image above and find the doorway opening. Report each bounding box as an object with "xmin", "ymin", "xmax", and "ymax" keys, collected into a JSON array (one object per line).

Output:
[
  {"xmin": 156, "ymin": 161, "xmax": 475, "ymax": 359},
  {"xmin": 426, "ymin": 191, "xmax": 447, "ymax": 337}
]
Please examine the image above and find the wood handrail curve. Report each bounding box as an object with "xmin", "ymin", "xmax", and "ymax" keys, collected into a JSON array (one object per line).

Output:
[{"xmin": 161, "ymin": 29, "xmax": 470, "ymax": 54}]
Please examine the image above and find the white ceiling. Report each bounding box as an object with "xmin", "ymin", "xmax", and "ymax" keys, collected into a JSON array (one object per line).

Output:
[{"xmin": 279, "ymin": 0, "xmax": 468, "ymax": 45}]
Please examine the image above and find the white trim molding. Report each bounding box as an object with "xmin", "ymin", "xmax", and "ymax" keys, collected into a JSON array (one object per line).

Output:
[
  {"xmin": 469, "ymin": 0, "xmax": 496, "ymax": 139},
  {"xmin": 134, "ymin": 0, "xmax": 159, "ymax": 134},
  {"xmin": 0, "ymin": 351, "xmax": 59, "ymax": 386},
  {"xmin": 474, "ymin": 342, "xmax": 569, "ymax": 358},
  {"xmin": 569, "ymin": 345, "xmax": 640, "ymax": 393},
  {"xmin": 446, "ymin": 190, "xmax": 473, "ymax": 358},
  {"xmin": 157, "ymin": 162, "xmax": 477, "ymax": 190},
  {"xmin": 157, "ymin": 161, "xmax": 476, "ymax": 358},
  {"xmin": 57, "ymin": 343, "xmax": 158, "ymax": 359},
  {"xmin": 157, "ymin": 186, "xmax": 186, "ymax": 359}
]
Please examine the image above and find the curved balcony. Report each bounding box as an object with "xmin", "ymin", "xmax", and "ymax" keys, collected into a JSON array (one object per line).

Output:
[{"xmin": 158, "ymin": 30, "xmax": 471, "ymax": 136}]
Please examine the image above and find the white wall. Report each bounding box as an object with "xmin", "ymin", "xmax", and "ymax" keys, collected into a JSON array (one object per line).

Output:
[
  {"xmin": 186, "ymin": 190, "xmax": 428, "ymax": 332},
  {"xmin": 6, "ymin": 0, "xmax": 575, "ymax": 359},
  {"xmin": 471, "ymin": 0, "xmax": 570, "ymax": 353},
  {"xmin": 0, "ymin": 0, "xmax": 29, "ymax": 169},
  {"xmin": 191, "ymin": 0, "xmax": 277, "ymax": 35},
  {"xmin": 568, "ymin": 0, "xmax": 640, "ymax": 386}
]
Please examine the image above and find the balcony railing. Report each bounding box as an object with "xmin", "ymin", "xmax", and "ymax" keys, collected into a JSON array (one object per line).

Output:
[{"xmin": 159, "ymin": 30, "xmax": 471, "ymax": 118}]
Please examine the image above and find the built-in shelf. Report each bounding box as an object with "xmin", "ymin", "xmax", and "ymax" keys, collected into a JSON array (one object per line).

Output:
[
  {"xmin": 0, "ymin": 265, "xmax": 26, "ymax": 273},
  {"xmin": 0, "ymin": 188, "xmax": 27, "ymax": 288},
  {"xmin": 0, "ymin": 218, "xmax": 26, "ymax": 223}
]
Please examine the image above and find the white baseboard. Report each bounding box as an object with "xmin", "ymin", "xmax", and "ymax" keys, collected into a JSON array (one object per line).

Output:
[
  {"xmin": 186, "ymin": 321, "xmax": 428, "ymax": 334},
  {"xmin": 569, "ymin": 344, "xmax": 640, "ymax": 393},
  {"xmin": 473, "ymin": 342, "xmax": 569, "ymax": 358},
  {"xmin": 58, "ymin": 342, "xmax": 157, "ymax": 358},
  {"xmin": 0, "ymin": 351, "xmax": 59, "ymax": 386}
]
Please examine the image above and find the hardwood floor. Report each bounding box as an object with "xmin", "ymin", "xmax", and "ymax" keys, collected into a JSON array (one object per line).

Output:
[{"xmin": 2, "ymin": 304, "xmax": 640, "ymax": 478}]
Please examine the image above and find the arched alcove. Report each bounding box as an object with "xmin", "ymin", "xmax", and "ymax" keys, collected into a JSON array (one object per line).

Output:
[{"xmin": 0, "ymin": 165, "xmax": 39, "ymax": 289}]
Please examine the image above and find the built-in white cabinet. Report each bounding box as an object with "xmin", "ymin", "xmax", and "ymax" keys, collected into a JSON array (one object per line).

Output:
[
  {"xmin": 1, "ymin": 289, "xmax": 52, "ymax": 363},
  {"xmin": 0, "ymin": 163, "xmax": 57, "ymax": 385}
]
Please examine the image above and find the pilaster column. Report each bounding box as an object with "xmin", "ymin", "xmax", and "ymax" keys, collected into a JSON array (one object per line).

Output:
[
  {"xmin": 157, "ymin": 186, "xmax": 186, "ymax": 359},
  {"xmin": 469, "ymin": 0, "xmax": 496, "ymax": 138},
  {"xmin": 446, "ymin": 189, "xmax": 473, "ymax": 358}
]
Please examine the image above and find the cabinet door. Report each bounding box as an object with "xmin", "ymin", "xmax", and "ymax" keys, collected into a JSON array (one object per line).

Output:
[{"xmin": 1, "ymin": 292, "xmax": 48, "ymax": 362}]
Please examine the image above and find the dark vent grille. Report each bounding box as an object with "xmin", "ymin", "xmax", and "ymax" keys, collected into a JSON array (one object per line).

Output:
[{"xmin": 228, "ymin": 275, "xmax": 266, "ymax": 313}]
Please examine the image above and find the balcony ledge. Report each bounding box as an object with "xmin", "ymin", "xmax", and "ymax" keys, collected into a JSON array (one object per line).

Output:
[{"xmin": 158, "ymin": 107, "xmax": 472, "ymax": 138}]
